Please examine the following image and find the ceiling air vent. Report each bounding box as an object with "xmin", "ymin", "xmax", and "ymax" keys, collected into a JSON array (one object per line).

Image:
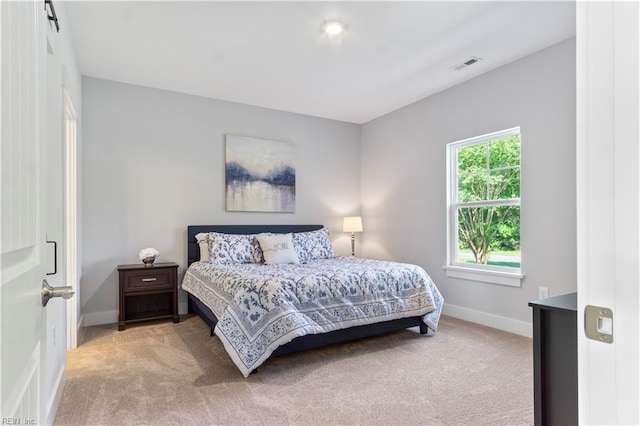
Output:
[{"xmin": 451, "ymin": 56, "xmax": 483, "ymax": 71}]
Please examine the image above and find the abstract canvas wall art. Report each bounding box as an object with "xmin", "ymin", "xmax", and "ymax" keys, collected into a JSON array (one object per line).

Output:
[{"xmin": 225, "ymin": 135, "xmax": 296, "ymax": 212}]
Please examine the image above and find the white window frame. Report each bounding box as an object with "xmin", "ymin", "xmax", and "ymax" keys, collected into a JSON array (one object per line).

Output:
[{"xmin": 444, "ymin": 127, "xmax": 523, "ymax": 287}]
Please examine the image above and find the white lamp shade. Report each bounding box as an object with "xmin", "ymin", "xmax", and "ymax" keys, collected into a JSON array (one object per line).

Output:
[{"xmin": 343, "ymin": 216, "xmax": 363, "ymax": 233}]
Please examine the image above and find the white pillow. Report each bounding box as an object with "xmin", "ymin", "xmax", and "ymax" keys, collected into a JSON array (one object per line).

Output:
[
  {"xmin": 195, "ymin": 233, "xmax": 210, "ymax": 262},
  {"xmin": 256, "ymin": 233, "xmax": 299, "ymax": 265}
]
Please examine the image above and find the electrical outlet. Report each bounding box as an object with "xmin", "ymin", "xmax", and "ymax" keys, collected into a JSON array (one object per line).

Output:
[
  {"xmin": 52, "ymin": 325, "xmax": 56, "ymax": 347},
  {"xmin": 538, "ymin": 286, "xmax": 549, "ymax": 299}
]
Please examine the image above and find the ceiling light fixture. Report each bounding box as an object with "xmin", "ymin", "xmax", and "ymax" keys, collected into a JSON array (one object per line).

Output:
[{"xmin": 323, "ymin": 21, "xmax": 344, "ymax": 36}]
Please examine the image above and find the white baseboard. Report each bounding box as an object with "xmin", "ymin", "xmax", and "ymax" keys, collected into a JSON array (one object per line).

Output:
[
  {"xmin": 443, "ymin": 303, "xmax": 532, "ymax": 338},
  {"xmin": 82, "ymin": 306, "xmax": 188, "ymax": 327},
  {"xmin": 46, "ymin": 365, "xmax": 66, "ymax": 426},
  {"xmin": 83, "ymin": 304, "xmax": 530, "ymax": 337},
  {"xmin": 82, "ymin": 310, "xmax": 118, "ymax": 327}
]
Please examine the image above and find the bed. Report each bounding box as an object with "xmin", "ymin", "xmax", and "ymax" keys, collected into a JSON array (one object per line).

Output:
[{"xmin": 181, "ymin": 224, "xmax": 443, "ymax": 377}]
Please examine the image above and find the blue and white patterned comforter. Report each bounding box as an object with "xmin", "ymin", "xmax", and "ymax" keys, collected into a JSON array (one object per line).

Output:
[{"xmin": 181, "ymin": 257, "xmax": 443, "ymax": 377}]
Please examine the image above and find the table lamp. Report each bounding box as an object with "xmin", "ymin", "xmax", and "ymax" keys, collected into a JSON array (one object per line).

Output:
[{"xmin": 343, "ymin": 216, "xmax": 363, "ymax": 256}]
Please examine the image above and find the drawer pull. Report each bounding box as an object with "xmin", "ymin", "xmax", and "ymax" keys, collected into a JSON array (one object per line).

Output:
[{"xmin": 142, "ymin": 278, "xmax": 157, "ymax": 282}]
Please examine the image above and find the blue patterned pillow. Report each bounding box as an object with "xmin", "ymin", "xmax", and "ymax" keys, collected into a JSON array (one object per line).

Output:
[
  {"xmin": 292, "ymin": 228, "xmax": 336, "ymax": 263},
  {"xmin": 209, "ymin": 232, "xmax": 264, "ymax": 264}
]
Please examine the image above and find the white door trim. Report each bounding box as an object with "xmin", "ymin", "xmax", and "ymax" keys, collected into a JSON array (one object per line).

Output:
[{"xmin": 63, "ymin": 88, "xmax": 78, "ymax": 350}]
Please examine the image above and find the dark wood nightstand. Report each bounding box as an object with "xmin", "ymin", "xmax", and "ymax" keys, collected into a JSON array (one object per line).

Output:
[
  {"xmin": 529, "ymin": 293, "xmax": 577, "ymax": 425},
  {"xmin": 117, "ymin": 262, "xmax": 179, "ymax": 331}
]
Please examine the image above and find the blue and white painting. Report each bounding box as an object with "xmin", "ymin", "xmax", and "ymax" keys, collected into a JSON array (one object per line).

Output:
[{"xmin": 225, "ymin": 135, "xmax": 295, "ymax": 212}]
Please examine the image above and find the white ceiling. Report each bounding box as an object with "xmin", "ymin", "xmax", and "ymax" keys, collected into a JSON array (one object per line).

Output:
[{"xmin": 64, "ymin": 1, "xmax": 576, "ymax": 124}]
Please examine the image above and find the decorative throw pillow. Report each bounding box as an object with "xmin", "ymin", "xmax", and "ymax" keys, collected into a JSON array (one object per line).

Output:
[
  {"xmin": 209, "ymin": 232, "xmax": 264, "ymax": 264},
  {"xmin": 195, "ymin": 233, "xmax": 211, "ymax": 262},
  {"xmin": 256, "ymin": 233, "xmax": 299, "ymax": 265},
  {"xmin": 292, "ymin": 227, "xmax": 336, "ymax": 263}
]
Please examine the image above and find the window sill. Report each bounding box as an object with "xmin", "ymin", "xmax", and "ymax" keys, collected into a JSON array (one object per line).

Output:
[{"xmin": 443, "ymin": 264, "xmax": 523, "ymax": 287}]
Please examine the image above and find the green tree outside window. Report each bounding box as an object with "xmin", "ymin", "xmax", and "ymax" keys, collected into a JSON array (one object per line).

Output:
[{"xmin": 455, "ymin": 134, "xmax": 521, "ymax": 267}]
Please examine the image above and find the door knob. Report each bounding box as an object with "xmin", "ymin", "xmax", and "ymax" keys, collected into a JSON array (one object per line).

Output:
[{"xmin": 41, "ymin": 279, "xmax": 75, "ymax": 307}]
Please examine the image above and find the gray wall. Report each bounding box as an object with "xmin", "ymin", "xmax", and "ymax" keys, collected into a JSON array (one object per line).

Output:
[
  {"xmin": 360, "ymin": 38, "xmax": 576, "ymax": 334},
  {"xmin": 81, "ymin": 77, "xmax": 361, "ymax": 324},
  {"xmin": 82, "ymin": 38, "xmax": 577, "ymax": 332}
]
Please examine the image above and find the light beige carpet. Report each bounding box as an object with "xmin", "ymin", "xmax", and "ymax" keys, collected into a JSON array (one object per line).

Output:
[{"xmin": 54, "ymin": 315, "xmax": 533, "ymax": 425}]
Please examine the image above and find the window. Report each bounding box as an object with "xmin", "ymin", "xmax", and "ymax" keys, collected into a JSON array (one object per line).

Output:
[{"xmin": 445, "ymin": 127, "xmax": 522, "ymax": 287}]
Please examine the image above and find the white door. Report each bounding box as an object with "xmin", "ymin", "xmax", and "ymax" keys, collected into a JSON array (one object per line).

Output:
[
  {"xmin": 576, "ymin": 1, "xmax": 640, "ymax": 424},
  {"xmin": 1, "ymin": 2, "xmax": 69, "ymax": 424}
]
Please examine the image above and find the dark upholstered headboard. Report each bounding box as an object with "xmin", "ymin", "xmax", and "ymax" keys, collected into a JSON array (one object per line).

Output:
[{"xmin": 187, "ymin": 224, "xmax": 323, "ymax": 266}]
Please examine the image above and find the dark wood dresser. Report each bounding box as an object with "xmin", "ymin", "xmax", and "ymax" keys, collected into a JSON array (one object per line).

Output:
[
  {"xmin": 117, "ymin": 262, "xmax": 179, "ymax": 331},
  {"xmin": 528, "ymin": 292, "xmax": 578, "ymax": 426}
]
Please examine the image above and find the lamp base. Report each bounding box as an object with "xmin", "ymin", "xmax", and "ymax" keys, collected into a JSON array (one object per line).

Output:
[{"xmin": 351, "ymin": 233, "xmax": 356, "ymax": 257}]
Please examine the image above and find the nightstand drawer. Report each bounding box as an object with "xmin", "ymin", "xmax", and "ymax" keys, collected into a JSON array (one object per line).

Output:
[{"xmin": 124, "ymin": 269, "xmax": 173, "ymax": 292}]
